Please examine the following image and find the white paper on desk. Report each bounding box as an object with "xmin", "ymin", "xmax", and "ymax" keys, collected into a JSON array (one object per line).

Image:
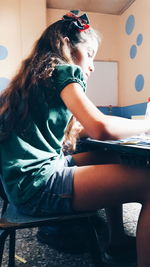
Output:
[{"xmin": 113, "ymin": 134, "xmax": 150, "ymax": 146}]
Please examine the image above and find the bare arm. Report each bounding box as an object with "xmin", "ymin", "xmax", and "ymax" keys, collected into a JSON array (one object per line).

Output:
[
  {"xmin": 104, "ymin": 114, "xmax": 150, "ymax": 139},
  {"xmin": 60, "ymin": 83, "xmax": 150, "ymax": 140}
]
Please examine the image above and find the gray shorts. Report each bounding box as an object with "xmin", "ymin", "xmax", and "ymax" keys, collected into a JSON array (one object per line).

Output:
[{"xmin": 17, "ymin": 155, "xmax": 77, "ymax": 216}]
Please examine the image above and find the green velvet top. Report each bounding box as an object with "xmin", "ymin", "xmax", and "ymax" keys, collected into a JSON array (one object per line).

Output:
[{"xmin": 0, "ymin": 64, "xmax": 86, "ymax": 205}]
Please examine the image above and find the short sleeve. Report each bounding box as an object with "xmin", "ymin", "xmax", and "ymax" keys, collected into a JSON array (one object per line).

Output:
[{"xmin": 52, "ymin": 64, "xmax": 87, "ymax": 94}]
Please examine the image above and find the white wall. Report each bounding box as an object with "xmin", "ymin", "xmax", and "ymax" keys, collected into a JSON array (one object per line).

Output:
[{"xmin": 86, "ymin": 61, "xmax": 118, "ymax": 106}]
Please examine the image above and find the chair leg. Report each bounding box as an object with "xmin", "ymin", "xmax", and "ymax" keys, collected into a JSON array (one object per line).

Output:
[
  {"xmin": 8, "ymin": 230, "xmax": 16, "ymax": 267},
  {"xmin": 86, "ymin": 217, "xmax": 102, "ymax": 267},
  {"xmin": 1, "ymin": 200, "xmax": 9, "ymax": 216},
  {"xmin": 0, "ymin": 230, "xmax": 9, "ymax": 267}
]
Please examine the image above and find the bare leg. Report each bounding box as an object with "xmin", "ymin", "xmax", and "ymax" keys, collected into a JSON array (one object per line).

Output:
[
  {"xmin": 74, "ymin": 150, "xmax": 134, "ymax": 245},
  {"xmin": 136, "ymin": 201, "xmax": 150, "ymax": 267},
  {"xmin": 72, "ymin": 151, "xmax": 150, "ymax": 267},
  {"xmin": 105, "ymin": 205, "xmax": 125, "ymax": 245},
  {"xmin": 104, "ymin": 205, "xmax": 136, "ymax": 264}
]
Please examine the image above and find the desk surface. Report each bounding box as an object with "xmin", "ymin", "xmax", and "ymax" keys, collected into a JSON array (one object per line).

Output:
[{"xmin": 83, "ymin": 137, "xmax": 150, "ymax": 157}]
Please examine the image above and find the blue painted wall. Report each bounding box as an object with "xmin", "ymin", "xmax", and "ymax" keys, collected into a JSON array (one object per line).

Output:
[{"xmin": 98, "ymin": 102, "xmax": 147, "ymax": 118}]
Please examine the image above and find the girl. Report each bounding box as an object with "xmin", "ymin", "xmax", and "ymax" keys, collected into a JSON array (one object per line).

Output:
[{"xmin": 0, "ymin": 10, "xmax": 150, "ymax": 267}]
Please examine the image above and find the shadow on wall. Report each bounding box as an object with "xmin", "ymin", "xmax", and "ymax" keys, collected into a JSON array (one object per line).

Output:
[{"xmin": 98, "ymin": 102, "xmax": 147, "ymax": 118}]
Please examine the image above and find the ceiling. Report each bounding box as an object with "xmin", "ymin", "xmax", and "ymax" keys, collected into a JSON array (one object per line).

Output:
[{"xmin": 46, "ymin": 0, "xmax": 135, "ymax": 15}]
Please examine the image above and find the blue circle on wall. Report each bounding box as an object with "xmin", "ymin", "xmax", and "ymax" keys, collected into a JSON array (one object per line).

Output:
[
  {"xmin": 125, "ymin": 15, "xmax": 135, "ymax": 35},
  {"xmin": 130, "ymin": 45, "xmax": 137, "ymax": 58},
  {"xmin": 135, "ymin": 74, "xmax": 144, "ymax": 92},
  {"xmin": 136, "ymin": 33, "xmax": 143, "ymax": 46},
  {"xmin": 0, "ymin": 77, "xmax": 9, "ymax": 91},
  {"xmin": 0, "ymin": 45, "xmax": 8, "ymax": 60}
]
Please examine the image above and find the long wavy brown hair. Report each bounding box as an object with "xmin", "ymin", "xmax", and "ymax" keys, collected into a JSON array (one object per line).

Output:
[{"xmin": 0, "ymin": 17, "xmax": 99, "ymax": 143}]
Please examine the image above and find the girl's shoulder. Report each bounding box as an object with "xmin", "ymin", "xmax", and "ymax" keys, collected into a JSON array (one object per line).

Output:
[
  {"xmin": 54, "ymin": 63, "xmax": 83, "ymax": 78},
  {"xmin": 53, "ymin": 64, "xmax": 87, "ymax": 93}
]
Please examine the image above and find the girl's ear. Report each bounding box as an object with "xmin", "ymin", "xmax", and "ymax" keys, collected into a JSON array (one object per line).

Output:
[
  {"xmin": 62, "ymin": 37, "xmax": 74, "ymax": 64},
  {"xmin": 63, "ymin": 37, "xmax": 70, "ymax": 45},
  {"xmin": 63, "ymin": 36, "xmax": 73, "ymax": 53}
]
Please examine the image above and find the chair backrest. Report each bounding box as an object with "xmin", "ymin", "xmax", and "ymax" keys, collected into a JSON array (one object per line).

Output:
[
  {"xmin": 0, "ymin": 175, "xmax": 8, "ymax": 202},
  {"xmin": 0, "ymin": 151, "xmax": 8, "ymax": 202},
  {"xmin": 0, "ymin": 174, "xmax": 9, "ymax": 216}
]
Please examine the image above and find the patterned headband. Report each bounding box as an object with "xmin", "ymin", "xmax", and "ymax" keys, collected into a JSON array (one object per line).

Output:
[{"xmin": 62, "ymin": 10, "xmax": 90, "ymax": 32}]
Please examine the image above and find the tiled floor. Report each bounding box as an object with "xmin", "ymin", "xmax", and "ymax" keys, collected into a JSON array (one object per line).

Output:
[{"xmin": 1, "ymin": 202, "xmax": 141, "ymax": 267}]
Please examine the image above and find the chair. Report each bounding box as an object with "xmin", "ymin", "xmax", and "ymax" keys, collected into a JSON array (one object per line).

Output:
[{"xmin": 0, "ymin": 176, "xmax": 102, "ymax": 267}]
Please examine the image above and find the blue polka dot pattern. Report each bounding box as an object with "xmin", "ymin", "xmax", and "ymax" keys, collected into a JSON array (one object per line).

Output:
[
  {"xmin": 0, "ymin": 77, "xmax": 9, "ymax": 91},
  {"xmin": 135, "ymin": 74, "xmax": 144, "ymax": 92},
  {"xmin": 136, "ymin": 33, "xmax": 143, "ymax": 46},
  {"xmin": 0, "ymin": 45, "xmax": 8, "ymax": 60},
  {"xmin": 125, "ymin": 15, "xmax": 135, "ymax": 35},
  {"xmin": 130, "ymin": 45, "xmax": 137, "ymax": 59}
]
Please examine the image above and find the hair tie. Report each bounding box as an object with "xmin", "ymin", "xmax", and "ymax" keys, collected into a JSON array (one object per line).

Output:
[{"xmin": 62, "ymin": 10, "xmax": 90, "ymax": 32}]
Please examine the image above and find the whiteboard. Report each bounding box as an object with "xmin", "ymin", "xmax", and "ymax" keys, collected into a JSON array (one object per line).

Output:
[{"xmin": 86, "ymin": 61, "xmax": 118, "ymax": 106}]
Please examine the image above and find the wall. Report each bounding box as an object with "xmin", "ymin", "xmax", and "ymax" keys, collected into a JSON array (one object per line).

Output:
[
  {"xmin": 0, "ymin": 0, "xmax": 46, "ymax": 91},
  {"xmin": 119, "ymin": 0, "xmax": 150, "ymax": 106},
  {"xmin": 1, "ymin": 1, "xmax": 149, "ymax": 113}
]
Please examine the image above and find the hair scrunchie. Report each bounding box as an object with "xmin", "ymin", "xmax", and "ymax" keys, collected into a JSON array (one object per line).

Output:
[{"xmin": 62, "ymin": 10, "xmax": 90, "ymax": 32}]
